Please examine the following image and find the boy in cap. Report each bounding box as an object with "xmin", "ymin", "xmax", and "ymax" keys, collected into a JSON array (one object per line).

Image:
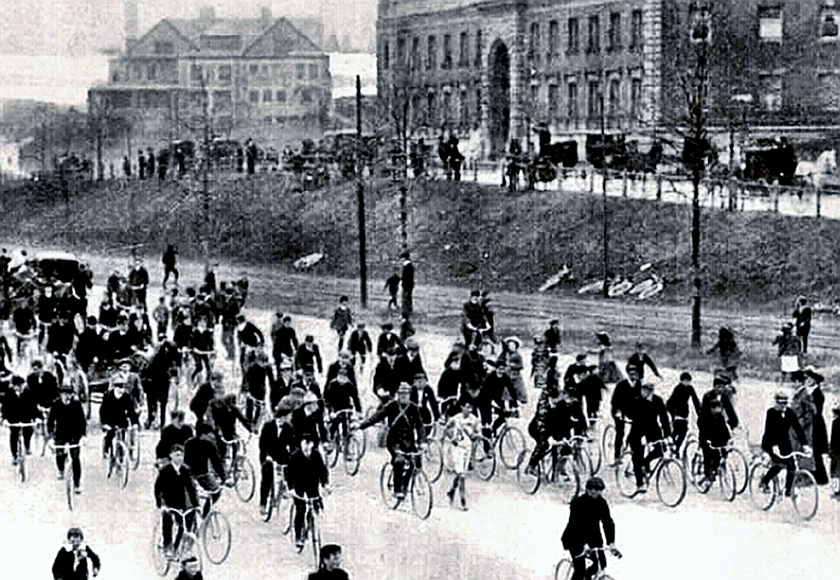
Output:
[
  {"xmin": 259, "ymin": 398, "xmax": 299, "ymax": 516},
  {"xmin": 376, "ymin": 322, "xmax": 403, "ymax": 359},
  {"xmin": 330, "ymin": 296, "xmax": 354, "ymax": 351},
  {"xmin": 666, "ymin": 372, "xmax": 701, "ymax": 453},
  {"xmin": 296, "ymin": 335, "xmax": 323, "ymax": 375},
  {"xmin": 175, "ymin": 556, "xmax": 202, "ymax": 580},
  {"xmin": 385, "ymin": 271, "xmax": 401, "ymax": 311},
  {"xmin": 347, "ymin": 323, "xmax": 373, "ymax": 370},
  {"xmin": 758, "ymin": 391, "xmax": 809, "ymax": 497},
  {"xmin": 287, "ymin": 431, "xmax": 330, "ymax": 550},
  {"xmin": 155, "ymin": 444, "xmax": 198, "ymax": 558},
  {"xmin": 48, "ymin": 384, "xmax": 87, "ymax": 493}
]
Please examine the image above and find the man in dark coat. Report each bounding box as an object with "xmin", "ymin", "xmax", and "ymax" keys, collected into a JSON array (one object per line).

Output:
[
  {"xmin": 154, "ymin": 444, "xmax": 199, "ymax": 556},
  {"xmin": 794, "ymin": 296, "xmax": 813, "ymax": 354},
  {"xmin": 258, "ymin": 398, "xmax": 299, "ymax": 516},
  {"xmin": 155, "ymin": 410, "xmax": 194, "ymax": 462},
  {"xmin": 48, "ymin": 386, "xmax": 87, "ymax": 493},
  {"xmin": 162, "ymin": 244, "xmax": 179, "ymax": 287},
  {"xmin": 273, "ymin": 315, "xmax": 299, "ymax": 370},
  {"xmin": 758, "ymin": 391, "xmax": 809, "ymax": 497},
  {"xmin": 295, "ymin": 335, "xmax": 323, "ymax": 375},
  {"xmin": 561, "ymin": 477, "xmax": 620, "ymax": 580},
  {"xmin": 608, "ymin": 365, "xmax": 641, "ymax": 464},
  {"xmin": 627, "ymin": 383, "xmax": 671, "ymax": 493},
  {"xmin": 52, "ymin": 527, "xmax": 101, "ymax": 580},
  {"xmin": 400, "ymin": 251, "xmax": 414, "ymax": 317}
]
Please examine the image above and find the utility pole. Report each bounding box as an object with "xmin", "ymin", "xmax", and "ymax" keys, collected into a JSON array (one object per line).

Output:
[
  {"xmin": 202, "ymin": 82, "xmax": 211, "ymax": 276},
  {"xmin": 356, "ymin": 75, "xmax": 368, "ymax": 308}
]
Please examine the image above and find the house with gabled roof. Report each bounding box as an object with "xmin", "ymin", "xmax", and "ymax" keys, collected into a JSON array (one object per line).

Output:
[{"xmin": 88, "ymin": 7, "xmax": 331, "ymax": 158}]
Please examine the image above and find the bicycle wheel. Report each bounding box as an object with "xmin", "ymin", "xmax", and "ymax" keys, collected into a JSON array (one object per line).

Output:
[
  {"xmin": 202, "ymin": 510, "xmax": 232, "ymax": 565},
  {"xmin": 309, "ymin": 511, "xmax": 321, "ymax": 570},
  {"xmin": 325, "ymin": 439, "xmax": 340, "ymax": 469},
  {"xmin": 424, "ymin": 440, "xmax": 444, "ymax": 483},
  {"xmin": 573, "ymin": 447, "xmax": 593, "ymax": 480},
  {"xmin": 356, "ymin": 427, "xmax": 368, "ymax": 460},
  {"xmin": 343, "ymin": 433, "xmax": 362, "ymax": 477},
  {"xmin": 262, "ymin": 484, "xmax": 275, "ymax": 523},
  {"xmin": 499, "ymin": 426, "xmax": 526, "ymax": 470},
  {"xmin": 553, "ymin": 455, "xmax": 580, "ymax": 504},
  {"xmin": 719, "ymin": 464, "xmax": 737, "ymax": 502},
  {"xmin": 690, "ymin": 449, "xmax": 709, "ymax": 492},
  {"xmin": 516, "ymin": 451, "xmax": 541, "ymax": 495},
  {"xmin": 748, "ymin": 463, "xmax": 777, "ymax": 511},
  {"xmin": 601, "ymin": 424, "xmax": 616, "ymax": 467},
  {"xmin": 115, "ymin": 441, "xmax": 130, "ymax": 489},
  {"xmin": 283, "ymin": 502, "xmax": 294, "ymax": 536},
  {"xmin": 791, "ymin": 470, "xmax": 818, "ymax": 522},
  {"xmin": 473, "ymin": 437, "xmax": 497, "ymax": 481},
  {"xmin": 554, "ymin": 558, "xmax": 573, "ymax": 580},
  {"xmin": 130, "ymin": 433, "xmax": 141, "ymax": 471},
  {"xmin": 234, "ymin": 457, "xmax": 256, "ymax": 503},
  {"xmin": 587, "ymin": 436, "xmax": 603, "ymax": 475},
  {"xmin": 726, "ymin": 448, "xmax": 749, "ymax": 496},
  {"xmin": 615, "ymin": 451, "xmax": 637, "ymax": 498},
  {"xmin": 66, "ymin": 468, "xmax": 74, "ymax": 511},
  {"xmin": 681, "ymin": 436, "xmax": 699, "ymax": 469},
  {"xmin": 655, "ymin": 458, "xmax": 686, "ymax": 508},
  {"xmin": 379, "ymin": 463, "xmax": 399, "ymax": 509},
  {"xmin": 151, "ymin": 521, "xmax": 171, "ymax": 577},
  {"xmin": 410, "ymin": 470, "xmax": 434, "ymax": 520}
]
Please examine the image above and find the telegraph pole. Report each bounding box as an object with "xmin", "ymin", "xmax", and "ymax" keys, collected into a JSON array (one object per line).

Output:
[
  {"xmin": 202, "ymin": 80, "xmax": 211, "ymax": 275},
  {"xmin": 356, "ymin": 75, "xmax": 368, "ymax": 308}
]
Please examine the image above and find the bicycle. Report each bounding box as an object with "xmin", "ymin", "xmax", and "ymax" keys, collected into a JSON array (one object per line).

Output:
[
  {"xmin": 237, "ymin": 391, "xmax": 267, "ymax": 431},
  {"xmin": 284, "ymin": 492, "xmax": 323, "ymax": 569},
  {"xmin": 325, "ymin": 409, "xmax": 366, "ymax": 477},
  {"xmin": 261, "ymin": 456, "xmax": 287, "ymax": 523},
  {"xmin": 614, "ymin": 438, "xmax": 687, "ymax": 508},
  {"xmin": 103, "ymin": 426, "xmax": 135, "ymax": 489},
  {"xmin": 4, "ymin": 420, "xmax": 39, "ymax": 482},
  {"xmin": 554, "ymin": 546, "xmax": 621, "ymax": 580},
  {"xmin": 13, "ymin": 329, "xmax": 39, "ymax": 370},
  {"xmin": 601, "ymin": 417, "xmax": 632, "ymax": 469},
  {"xmin": 688, "ymin": 442, "xmax": 737, "ymax": 502},
  {"xmin": 152, "ymin": 501, "xmax": 232, "ymax": 576},
  {"xmin": 48, "ymin": 439, "xmax": 84, "ymax": 511},
  {"xmin": 488, "ymin": 404, "xmax": 526, "ymax": 470},
  {"xmin": 516, "ymin": 437, "xmax": 589, "ymax": 503},
  {"xmin": 584, "ymin": 416, "xmax": 604, "ymax": 475},
  {"xmin": 465, "ymin": 432, "xmax": 497, "ymax": 481},
  {"xmin": 748, "ymin": 450, "xmax": 819, "ymax": 521},
  {"xmin": 219, "ymin": 434, "xmax": 256, "ymax": 503},
  {"xmin": 379, "ymin": 449, "xmax": 433, "ymax": 519}
]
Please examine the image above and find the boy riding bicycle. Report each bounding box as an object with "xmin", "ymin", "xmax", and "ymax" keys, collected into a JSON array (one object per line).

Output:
[
  {"xmin": 155, "ymin": 444, "xmax": 199, "ymax": 558},
  {"xmin": 286, "ymin": 431, "xmax": 330, "ymax": 551},
  {"xmin": 561, "ymin": 477, "xmax": 621, "ymax": 580}
]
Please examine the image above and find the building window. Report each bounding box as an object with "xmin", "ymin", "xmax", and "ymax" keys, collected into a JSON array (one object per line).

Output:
[
  {"xmin": 760, "ymin": 74, "xmax": 782, "ymax": 112},
  {"xmin": 588, "ymin": 80, "xmax": 602, "ymax": 118},
  {"xmin": 263, "ymin": 89, "xmax": 273, "ymax": 103},
  {"xmin": 630, "ymin": 78, "xmax": 642, "ymax": 118},
  {"xmin": 411, "ymin": 37, "xmax": 420, "ymax": 70},
  {"xmin": 475, "ymin": 30, "xmax": 483, "ymax": 67},
  {"xmin": 249, "ymin": 90, "xmax": 259, "ymax": 104},
  {"xmin": 568, "ymin": 18, "xmax": 580, "ymax": 54},
  {"xmin": 530, "ymin": 85, "xmax": 540, "ymax": 118},
  {"xmin": 301, "ymin": 89, "xmax": 314, "ymax": 104},
  {"xmin": 587, "ymin": 16, "xmax": 601, "ymax": 53},
  {"xmin": 443, "ymin": 34, "xmax": 452, "ymax": 69},
  {"xmin": 397, "ymin": 36, "xmax": 406, "ymax": 68},
  {"xmin": 460, "ymin": 89, "xmax": 469, "ymax": 126},
  {"xmin": 309, "ymin": 64, "xmax": 319, "ymax": 80},
  {"xmin": 819, "ymin": 73, "xmax": 840, "ymax": 110},
  {"xmin": 147, "ymin": 64, "xmax": 158, "ymax": 81},
  {"xmin": 529, "ymin": 23, "xmax": 541, "ymax": 66},
  {"xmin": 475, "ymin": 88, "xmax": 482, "ymax": 123},
  {"xmin": 190, "ymin": 65, "xmax": 203, "ymax": 83},
  {"xmin": 154, "ymin": 41, "xmax": 174, "ymax": 55},
  {"xmin": 821, "ymin": 7, "xmax": 839, "ymax": 39},
  {"xmin": 459, "ymin": 32, "xmax": 469, "ymax": 67},
  {"xmin": 608, "ymin": 13, "xmax": 622, "ymax": 51},
  {"xmin": 276, "ymin": 90, "xmax": 287, "ymax": 102},
  {"xmin": 218, "ymin": 65, "xmax": 231, "ymax": 85},
  {"xmin": 568, "ymin": 81, "xmax": 578, "ymax": 119},
  {"xmin": 296, "ymin": 64, "xmax": 306, "ymax": 80},
  {"xmin": 383, "ymin": 41, "xmax": 390, "ymax": 70},
  {"xmin": 427, "ymin": 35, "xmax": 437, "ymax": 70},
  {"xmin": 249, "ymin": 64, "xmax": 259, "ymax": 78},
  {"xmin": 548, "ymin": 21, "xmax": 560, "ymax": 62},
  {"xmin": 548, "ymin": 84, "xmax": 559, "ymax": 120},
  {"xmin": 608, "ymin": 78, "xmax": 621, "ymax": 117},
  {"xmin": 630, "ymin": 10, "xmax": 643, "ymax": 51},
  {"xmin": 427, "ymin": 91, "xmax": 437, "ymax": 125},
  {"xmin": 443, "ymin": 91, "xmax": 452, "ymax": 124},
  {"xmin": 758, "ymin": 5, "xmax": 783, "ymax": 41}
]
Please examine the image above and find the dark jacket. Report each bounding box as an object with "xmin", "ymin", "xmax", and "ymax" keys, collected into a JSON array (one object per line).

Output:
[
  {"xmin": 437, "ymin": 368, "xmax": 465, "ymax": 403},
  {"xmin": 270, "ymin": 377, "xmax": 292, "ymax": 412},
  {"xmin": 28, "ymin": 371, "xmax": 59, "ymax": 409},
  {"xmin": 831, "ymin": 416, "xmax": 840, "ymax": 457},
  {"xmin": 48, "ymin": 399, "xmax": 87, "ymax": 444},
  {"xmin": 324, "ymin": 378, "xmax": 362, "ymax": 412},
  {"xmin": 561, "ymin": 494, "xmax": 616, "ymax": 550},
  {"xmin": 543, "ymin": 326, "xmax": 562, "ymax": 352},
  {"xmin": 701, "ymin": 390, "xmax": 739, "ymax": 429},
  {"xmin": 529, "ymin": 398, "xmax": 587, "ymax": 441},
  {"xmin": 331, "ymin": 306, "xmax": 353, "ymax": 334},
  {"xmin": 273, "ymin": 326, "xmax": 299, "ymax": 359},
  {"xmin": 243, "ymin": 363, "xmax": 272, "ymax": 400},
  {"xmin": 175, "ymin": 571, "xmax": 204, "ymax": 580},
  {"xmin": 359, "ymin": 400, "xmax": 426, "ymax": 449},
  {"xmin": 189, "ymin": 383, "xmax": 215, "ymax": 423},
  {"xmin": 296, "ymin": 344, "xmax": 323, "ymax": 374},
  {"xmin": 184, "ymin": 435, "xmax": 225, "ymax": 479},
  {"xmin": 259, "ymin": 420, "xmax": 298, "ymax": 465},
  {"xmin": 52, "ymin": 545, "xmax": 101, "ymax": 580},
  {"xmin": 190, "ymin": 329, "xmax": 214, "ymax": 352},
  {"xmin": 401, "ymin": 261, "xmax": 415, "ymax": 291},
  {"xmin": 107, "ymin": 330, "xmax": 137, "ymax": 361},
  {"xmin": 628, "ymin": 353, "xmax": 660, "ymax": 379},
  {"xmin": 0, "ymin": 388, "xmax": 39, "ymax": 423},
  {"xmin": 325, "ymin": 361, "xmax": 357, "ymax": 388},
  {"xmin": 155, "ymin": 424, "xmax": 194, "ymax": 459},
  {"xmin": 237, "ymin": 322, "xmax": 264, "ymax": 348},
  {"xmin": 628, "ymin": 394, "xmax": 671, "ymax": 439},
  {"xmin": 286, "ymin": 448, "xmax": 329, "ymax": 497},
  {"xmin": 209, "ymin": 395, "xmax": 251, "ymax": 440},
  {"xmin": 376, "ymin": 332, "xmax": 403, "ymax": 357},
  {"xmin": 13, "ymin": 306, "xmax": 36, "ymax": 334},
  {"xmin": 74, "ymin": 327, "xmax": 102, "ymax": 369},
  {"xmin": 761, "ymin": 407, "xmax": 807, "ymax": 456},
  {"xmin": 667, "ymin": 382, "xmax": 701, "ymax": 419},
  {"xmin": 347, "ymin": 329, "xmax": 372, "ymax": 354},
  {"xmin": 372, "ymin": 359, "xmax": 400, "ymax": 398},
  {"xmin": 812, "ymin": 386, "xmax": 829, "ymax": 454},
  {"xmin": 46, "ymin": 320, "xmax": 75, "ymax": 356},
  {"xmin": 395, "ymin": 353, "xmax": 425, "ymax": 385},
  {"xmin": 481, "ymin": 371, "xmax": 517, "ymax": 409},
  {"xmin": 698, "ymin": 410, "xmax": 731, "ymax": 447},
  {"xmin": 291, "ymin": 407, "xmax": 328, "ymax": 445},
  {"xmin": 610, "ymin": 379, "xmax": 640, "ymax": 418},
  {"xmin": 308, "ymin": 570, "xmax": 350, "ymax": 580},
  {"xmin": 154, "ymin": 462, "xmax": 198, "ymax": 509},
  {"xmin": 99, "ymin": 390, "xmax": 139, "ymax": 429}
]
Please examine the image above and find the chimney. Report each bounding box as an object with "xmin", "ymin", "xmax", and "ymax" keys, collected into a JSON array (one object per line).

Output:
[
  {"xmin": 124, "ymin": 0, "xmax": 138, "ymax": 52},
  {"xmin": 198, "ymin": 6, "xmax": 216, "ymax": 23},
  {"xmin": 261, "ymin": 6, "xmax": 273, "ymax": 27}
]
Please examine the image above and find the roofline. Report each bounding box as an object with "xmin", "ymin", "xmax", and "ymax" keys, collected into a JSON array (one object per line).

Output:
[
  {"xmin": 242, "ymin": 16, "xmax": 323, "ymax": 56},
  {"xmin": 129, "ymin": 19, "xmax": 199, "ymax": 56}
]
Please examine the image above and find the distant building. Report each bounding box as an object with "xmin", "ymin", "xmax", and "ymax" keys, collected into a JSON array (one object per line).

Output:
[
  {"xmin": 88, "ymin": 7, "xmax": 332, "ymax": 155},
  {"xmin": 377, "ymin": 0, "xmax": 840, "ymax": 160}
]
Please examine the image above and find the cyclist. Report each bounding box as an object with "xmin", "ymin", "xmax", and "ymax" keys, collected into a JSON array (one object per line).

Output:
[
  {"xmin": 570, "ymin": 364, "xmax": 605, "ymax": 423},
  {"xmin": 356, "ymin": 382, "xmax": 427, "ymax": 500},
  {"xmin": 347, "ymin": 323, "xmax": 373, "ymax": 370},
  {"xmin": 12, "ymin": 297, "xmax": 37, "ymax": 358},
  {"xmin": 107, "ymin": 315, "xmax": 140, "ymax": 363},
  {"xmin": 27, "ymin": 358, "xmax": 59, "ymax": 411},
  {"xmin": 99, "ymin": 379, "xmax": 139, "ymax": 460},
  {"xmin": 292, "ymin": 392, "xmax": 329, "ymax": 448},
  {"xmin": 627, "ymin": 383, "xmax": 671, "ymax": 494},
  {"xmin": 143, "ymin": 340, "xmax": 179, "ymax": 429},
  {"xmin": 330, "ymin": 295, "xmax": 353, "ymax": 351},
  {"xmin": 412, "ymin": 372, "xmax": 440, "ymax": 437},
  {"xmin": 308, "ymin": 544, "xmax": 351, "ymax": 580},
  {"xmin": 189, "ymin": 371, "xmax": 224, "ymax": 425},
  {"xmin": 270, "ymin": 361, "xmax": 294, "ymax": 412},
  {"xmin": 697, "ymin": 399, "xmax": 731, "ymax": 486},
  {"xmin": 480, "ymin": 360, "xmax": 518, "ymax": 439},
  {"xmin": 287, "ymin": 431, "xmax": 330, "ymax": 551},
  {"xmin": 376, "ymin": 323, "xmax": 402, "ymax": 359},
  {"xmin": 627, "ymin": 342, "xmax": 662, "ymax": 380},
  {"xmin": 98, "ymin": 299, "xmax": 118, "ymax": 337},
  {"xmin": 242, "ymin": 349, "xmax": 274, "ymax": 426},
  {"xmin": 1, "ymin": 375, "xmax": 38, "ymax": 463},
  {"xmin": 52, "ymin": 527, "xmax": 101, "ymax": 580},
  {"xmin": 443, "ymin": 399, "xmax": 480, "ymax": 511},
  {"xmin": 258, "ymin": 398, "xmax": 298, "ymax": 517},
  {"xmin": 208, "ymin": 381, "xmax": 252, "ymax": 465},
  {"xmin": 608, "ymin": 364, "xmax": 642, "ymax": 465},
  {"xmin": 112, "ymin": 360, "xmax": 144, "ymax": 417},
  {"xmin": 524, "ymin": 387, "xmax": 586, "ymax": 476},
  {"xmin": 666, "ymin": 372, "xmax": 701, "ymax": 453},
  {"xmin": 47, "ymin": 385, "xmax": 87, "ymax": 494},
  {"xmin": 189, "ymin": 317, "xmax": 214, "ymax": 385},
  {"xmin": 236, "ymin": 314, "xmax": 265, "ymax": 366},
  {"xmin": 561, "ymin": 477, "xmax": 620, "ymax": 580},
  {"xmin": 396, "ymin": 338, "xmax": 425, "ymax": 385},
  {"xmin": 220, "ymin": 288, "xmax": 240, "ymax": 360},
  {"xmin": 156, "ymin": 410, "xmax": 194, "ymax": 465},
  {"xmin": 437, "ymin": 355, "xmax": 466, "ymax": 416},
  {"xmin": 757, "ymin": 391, "xmax": 809, "ymax": 497},
  {"xmin": 373, "ymin": 347, "xmax": 401, "ymax": 403},
  {"xmin": 462, "ymin": 290, "xmax": 488, "ymax": 348},
  {"xmin": 271, "ymin": 315, "xmax": 299, "ymax": 372},
  {"xmin": 75, "ymin": 316, "xmax": 103, "ymax": 374},
  {"xmin": 155, "ymin": 444, "xmax": 199, "ymax": 559},
  {"xmin": 184, "ymin": 423, "xmax": 226, "ymax": 513},
  {"xmin": 295, "ymin": 335, "xmax": 324, "ymax": 375},
  {"xmin": 700, "ymin": 374, "xmax": 739, "ymax": 431},
  {"xmin": 325, "ymin": 350, "xmax": 357, "ymax": 390},
  {"xmin": 153, "ymin": 296, "xmax": 170, "ymax": 343},
  {"xmin": 324, "ymin": 366, "xmax": 362, "ymax": 440}
]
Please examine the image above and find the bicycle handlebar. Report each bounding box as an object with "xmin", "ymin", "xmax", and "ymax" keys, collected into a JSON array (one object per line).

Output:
[
  {"xmin": 286, "ymin": 492, "xmax": 322, "ymax": 503},
  {"xmin": 4, "ymin": 421, "xmax": 40, "ymax": 428},
  {"xmin": 159, "ymin": 506, "xmax": 200, "ymax": 518},
  {"xmin": 49, "ymin": 440, "xmax": 84, "ymax": 452},
  {"xmin": 776, "ymin": 450, "xmax": 812, "ymax": 460}
]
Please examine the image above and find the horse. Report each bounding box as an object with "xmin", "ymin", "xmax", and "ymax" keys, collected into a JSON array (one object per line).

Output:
[{"xmin": 795, "ymin": 149, "xmax": 837, "ymax": 191}]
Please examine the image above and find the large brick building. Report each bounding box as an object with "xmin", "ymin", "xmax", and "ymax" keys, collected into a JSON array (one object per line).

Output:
[
  {"xmin": 88, "ymin": 7, "xmax": 331, "ymax": 158},
  {"xmin": 377, "ymin": 0, "xmax": 840, "ymax": 160}
]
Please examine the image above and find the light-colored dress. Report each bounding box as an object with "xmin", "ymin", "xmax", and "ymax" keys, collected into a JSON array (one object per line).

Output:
[{"xmin": 444, "ymin": 413, "xmax": 480, "ymax": 475}]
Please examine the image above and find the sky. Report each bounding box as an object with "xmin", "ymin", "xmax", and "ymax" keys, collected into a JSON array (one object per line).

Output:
[{"xmin": 0, "ymin": 0, "xmax": 377, "ymax": 55}]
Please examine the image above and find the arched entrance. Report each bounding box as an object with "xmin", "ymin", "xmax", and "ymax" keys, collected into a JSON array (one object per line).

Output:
[{"xmin": 488, "ymin": 40, "xmax": 511, "ymax": 158}]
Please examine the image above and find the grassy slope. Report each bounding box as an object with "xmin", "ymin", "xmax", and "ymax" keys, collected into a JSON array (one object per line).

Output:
[{"xmin": 3, "ymin": 175, "xmax": 840, "ymax": 311}]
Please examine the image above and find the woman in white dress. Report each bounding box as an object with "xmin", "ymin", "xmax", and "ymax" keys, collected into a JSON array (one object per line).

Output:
[{"xmin": 443, "ymin": 400, "xmax": 480, "ymax": 511}]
